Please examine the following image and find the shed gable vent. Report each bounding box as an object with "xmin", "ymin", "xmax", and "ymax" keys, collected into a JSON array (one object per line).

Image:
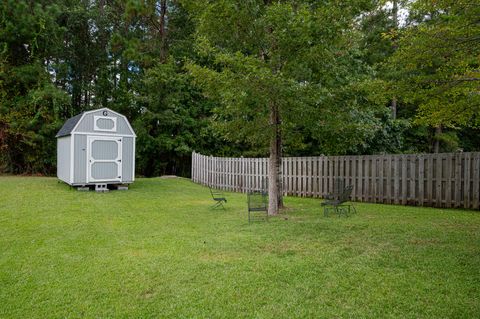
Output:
[{"xmin": 94, "ymin": 116, "xmax": 117, "ymax": 132}]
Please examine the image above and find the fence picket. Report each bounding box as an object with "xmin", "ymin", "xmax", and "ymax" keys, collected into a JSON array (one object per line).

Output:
[
  {"xmin": 454, "ymin": 153, "xmax": 462, "ymax": 208},
  {"xmin": 386, "ymin": 156, "xmax": 392, "ymax": 204},
  {"xmin": 319, "ymin": 157, "xmax": 325, "ymax": 197},
  {"xmin": 473, "ymin": 154, "xmax": 479, "ymax": 209},
  {"xmin": 464, "ymin": 153, "xmax": 471, "ymax": 209},
  {"xmin": 393, "ymin": 156, "xmax": 400, "ymax": 205},
  {"xmin": 436, "ymin": 155, "xmax": 443, "ymax": 207},
  {"xmin": 410, "ymin": 156, "xmax": 416, "ymax": 205},
  {"xmin": 445, "ymin": 154, "xmax": 452, "ymax": 208},
  {"xmin": 401, "ymin": 155, "xmax": 408, "ymax": 205},
  {"xmin": 418, "ymin": 156, "xmax": 424, "ymax": 206},
  {"xmin": 358, "ymin": 157, "xmax": 364, "ymax": 202},
  {"xmin": 427, "ymin": 155, "xmax": 433, "ymax": 206}
]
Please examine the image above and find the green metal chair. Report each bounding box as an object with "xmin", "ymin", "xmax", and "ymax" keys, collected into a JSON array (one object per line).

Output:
[
  {"xmin": 209, "ymin": 186, "xmax": 227, "ymax": 209},
  {"xmin": 322, "ymin": 185, "xmax": 356, "ymax": 217},
  {"xmin": 247, "ymin": 190, "xmax": 268, "ymax": 222},
  {"xmin": 325, "ymin": 178, "xmax": 345, "ymax": 201}
]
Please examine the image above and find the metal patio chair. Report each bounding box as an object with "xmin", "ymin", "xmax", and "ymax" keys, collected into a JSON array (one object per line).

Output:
[
  {"xmin": 322, "ymin": 184, "xmax": 356, "ymax": 217},
  {"xmin": 247, "ymin": 190, "xmax": 268, "ymax": 222},
  {"xmin": 209, "ymin": 186, "xmax": 227, "ymax": 209},
  {"xmin": 325, "ymin": 178, "xmax": 345, "ymax": 201}
]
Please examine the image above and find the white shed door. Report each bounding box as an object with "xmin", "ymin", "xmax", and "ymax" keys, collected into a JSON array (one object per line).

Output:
[{"xmin": 87, "ymin": 136, "xmax": 122, "ymax": 183}]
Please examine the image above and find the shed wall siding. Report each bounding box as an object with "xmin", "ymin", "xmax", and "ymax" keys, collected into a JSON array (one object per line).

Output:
[
  {"xmin": 73, "ymin": 135, "xmax": 134, "ymax": 184},
  {"xmin": 75, "ymin": 110, "xmax": 133, "ymax": 135},
  {"xmin": 122, "ymin": 137, "xmax": 134, "ymax": 182},
  {"xmin": 57, "ymin": 136, "xmax": 71, "ymax": 183},
  {"xmin": 74, "ymin": 135, "xmax": 87, "ymax": 184}
]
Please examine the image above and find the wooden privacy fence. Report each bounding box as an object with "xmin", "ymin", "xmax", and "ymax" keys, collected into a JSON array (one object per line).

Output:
[{"xmin": 191, "ymin": 151, "xmax": 480, "ymax": 209}]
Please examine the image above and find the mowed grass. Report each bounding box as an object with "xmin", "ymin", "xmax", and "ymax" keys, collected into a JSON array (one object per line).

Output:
[{"xmin": 0, "ymin": 176, "xmax": 479, "ymax": 318}]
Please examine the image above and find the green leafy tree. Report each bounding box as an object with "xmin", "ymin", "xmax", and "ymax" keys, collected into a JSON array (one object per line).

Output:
[
  {"xmin": 186, "ymin": 0, "xmax": 383, "ymax": 214},
  {"xmin": 389, "ymin": 0, "xmax": 480, "ymax": 128},
  {"xmin": 135, "ymin": 60, "xmax": 216, "ymax": 176},
  {"xmin": 0, "ymin": 1, "xmax": 69, "ymax": 173}
]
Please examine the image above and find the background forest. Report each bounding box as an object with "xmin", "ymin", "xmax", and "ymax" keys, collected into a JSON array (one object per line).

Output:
[{"xmin": 0, "ymin": 0, "xmax": 479, "ymax": 177}]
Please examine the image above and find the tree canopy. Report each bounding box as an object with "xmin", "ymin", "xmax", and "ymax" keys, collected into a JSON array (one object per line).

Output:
[
  {"xmin": 0, "ymin": 0, "xmax": 479, "ymax": 186},
  {"xmin": 388, "ymin": 0, "xmax": 480, "ymax": 127}
]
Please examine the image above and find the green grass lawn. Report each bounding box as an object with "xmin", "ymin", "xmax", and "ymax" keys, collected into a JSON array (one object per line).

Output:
[{"xmin": 1, "ymin": 176, "xmax": 479, "ymax": 318}]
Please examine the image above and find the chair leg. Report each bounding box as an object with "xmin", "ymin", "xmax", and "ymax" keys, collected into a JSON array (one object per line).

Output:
[
  {"xmin": 248, "ymin": 209, "xmax": 268, "ymax": 222},
  {"xmin": 212, "ymin": 200, "xmax": 224, "ymax": 209},
  {"xmin": 334, "ymin": 206, "xmax": 339, "ymax": 216},
  {"xmin": 324, "ymin": 206, "xmax": 332, "ymax": 217},
  {"xmin": 351, "ymin": 203, "xmax": 357, "ymax": 214}
]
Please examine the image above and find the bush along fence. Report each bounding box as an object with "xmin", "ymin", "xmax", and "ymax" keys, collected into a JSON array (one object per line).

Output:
[{"xmin": 191, "ymin": 151, "xmax": 480, "ymax": 209}]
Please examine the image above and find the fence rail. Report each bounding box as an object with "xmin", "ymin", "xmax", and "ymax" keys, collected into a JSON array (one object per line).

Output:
[{"xmin": 191, "ymin": 151, "xmax": 480, "ymax": 209}]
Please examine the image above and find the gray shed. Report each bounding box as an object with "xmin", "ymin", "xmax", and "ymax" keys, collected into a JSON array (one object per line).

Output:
[{"xmin": 56, "ymin": 108, "xmax": 136, "ymax": 187}]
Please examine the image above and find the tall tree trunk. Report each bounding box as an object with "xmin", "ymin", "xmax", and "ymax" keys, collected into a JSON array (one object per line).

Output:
[
  {"xmin": 263, "ymin": 0, "xmax": 283, "ymax": 212},
  {"xmin": 268, "ymin": 101, "xmax": 281, "ymax": 215},
  {"xmin": 433, "ymin": 125, "xmax": 442, "ymax": 153},
  {"xmin": 391, "ymin": 97, "xmax": 397, "ymax": 119},
  {"xmin": 97, "ymin": 0, "xmax": 109, "ymax": 107},
  {"xmin": 119, "ymin": 22, "xmax": 129, "ymax": 99},
  {"xmin": 392, "ymin": 0, "xmax": 398, "ymax": 30},
  {"xmin": 390, "ymin": 0, "xmax": 398, "ymax": 119},
  {"xmin": 276, "ymin": 113, "xmax": 284, "ymax": 209},
  {"xmin": 159, "ymin": 0, "xmax": 168, "ymax": 63}
]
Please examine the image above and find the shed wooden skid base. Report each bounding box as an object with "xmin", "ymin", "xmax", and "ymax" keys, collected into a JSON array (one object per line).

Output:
[
  {"xmin": 71, "ymin": 183, "xmax": 131, "ymax": 192},
  {"xmin": 95, "ymin": 184, "xmax": 108, "ymax": 192}
]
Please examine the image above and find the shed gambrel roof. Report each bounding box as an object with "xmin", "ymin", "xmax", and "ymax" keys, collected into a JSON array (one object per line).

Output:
[
  {"xmin": 56, "ymin": 108, "xmax": 136, "ymax": 138},
  {"xmin": 56, "ymin": 112, "xmax": 84, "ymax": 137}
]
